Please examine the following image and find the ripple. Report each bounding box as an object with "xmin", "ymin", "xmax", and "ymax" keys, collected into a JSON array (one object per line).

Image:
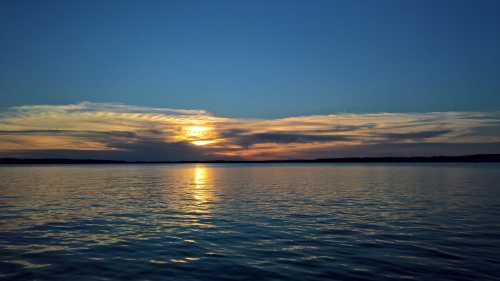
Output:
[{"xmin": 1, "ymin": 163, "xmax": 499, "ymax": 280}]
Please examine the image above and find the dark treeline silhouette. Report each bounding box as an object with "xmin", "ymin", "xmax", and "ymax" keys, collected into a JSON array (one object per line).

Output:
[{"xmin": 1, "ymin": 154, "xmax": 500, "ymax": 164}]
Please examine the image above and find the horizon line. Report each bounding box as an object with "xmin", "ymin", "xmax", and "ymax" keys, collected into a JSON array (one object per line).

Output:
[{"xmin": 1, "ymin": 154, "xmax": 500, "ymax": 165}]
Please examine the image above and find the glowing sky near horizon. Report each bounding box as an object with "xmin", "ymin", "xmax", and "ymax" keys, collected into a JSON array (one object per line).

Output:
[{"xmin": 0, "ymin": 102, "xmax": 499, "ymax": 160}]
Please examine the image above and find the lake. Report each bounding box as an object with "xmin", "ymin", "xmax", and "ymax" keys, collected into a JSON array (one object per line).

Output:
[{"xmin": 1, "ymin": 163, "xmax": 499, "ymax": 280}]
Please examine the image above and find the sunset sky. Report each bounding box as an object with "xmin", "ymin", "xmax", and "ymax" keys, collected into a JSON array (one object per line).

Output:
[{"xmin": 1, "ymin": 0, "xmax": 499, "ymax": 160}]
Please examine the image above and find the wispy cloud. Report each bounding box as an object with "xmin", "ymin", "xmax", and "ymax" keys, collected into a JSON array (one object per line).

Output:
[{"xmin": 0, "ymin": 102, "xmax": 499, "ymax": 160}]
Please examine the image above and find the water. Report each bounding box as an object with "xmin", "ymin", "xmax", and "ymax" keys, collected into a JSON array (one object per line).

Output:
[{"xmin": 1, "ymin": 163, "xmax": 499, "ymax": 281}]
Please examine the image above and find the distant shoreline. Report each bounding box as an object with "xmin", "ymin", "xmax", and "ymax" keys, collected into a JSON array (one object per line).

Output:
[{"xmin": 1, "ymin": 154, "xmax": 500, "ymax": 164}]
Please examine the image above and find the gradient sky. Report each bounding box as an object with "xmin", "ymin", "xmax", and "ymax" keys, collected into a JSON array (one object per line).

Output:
[
  {"xmin": 2, "ymin": 0, "xmax": 500, "ymax": 117},
  {"xmin": 1, "ymin": 1, "xmax": 499, "ymax": 160}
]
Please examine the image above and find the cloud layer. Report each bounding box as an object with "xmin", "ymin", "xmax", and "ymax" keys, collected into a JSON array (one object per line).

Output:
[{"xmin": 1, "ymin": 102, "xmax": 499, "ymax": 160}]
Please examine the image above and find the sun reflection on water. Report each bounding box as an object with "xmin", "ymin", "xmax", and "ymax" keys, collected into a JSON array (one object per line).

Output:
[
  {"xmin": 194, "ymin": 165, "xmax": 206, "ymax": 187},
  {"xmin": 192, "ymin": 165, "xmax": 211, "ymax": 205}
]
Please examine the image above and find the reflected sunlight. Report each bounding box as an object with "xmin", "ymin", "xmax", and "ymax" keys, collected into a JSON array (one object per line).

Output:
[
  {"xmin": 194, "ymin": 165, "xmax": 207, "ymax": 188},
  {"xmin": 192, "ymin": 165, "xmax": 212, "ymax": 206}
]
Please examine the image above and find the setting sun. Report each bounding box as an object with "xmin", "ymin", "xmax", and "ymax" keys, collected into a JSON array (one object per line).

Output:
[
  {"xmin": 192, "ymin": 140, "xmax": 215, "ymax": 146},
  {"xmin": 182, "ymin": 126, "xmax": 215, "ymax": 146},
  {"xmin": 184, "ymin": 126, "xmax": 210, "ymax": 138}
]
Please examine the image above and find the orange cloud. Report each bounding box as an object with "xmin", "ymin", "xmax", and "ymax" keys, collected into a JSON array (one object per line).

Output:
[{"xmin": 0, "ymin": 102, "xmax": 499, "ymax": 160}]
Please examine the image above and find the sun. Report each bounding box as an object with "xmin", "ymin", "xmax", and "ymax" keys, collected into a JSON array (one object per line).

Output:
[
  {"xmin": 183, "ymin": 126, "xmax": 215, "ymax": 146},
  {"xmin": 185, "ymin": 126, "xmax": 210, "ymax": 138},
  {"xmin": 192, "ymin": 140, "xmax": 215, "ymax": 146}
]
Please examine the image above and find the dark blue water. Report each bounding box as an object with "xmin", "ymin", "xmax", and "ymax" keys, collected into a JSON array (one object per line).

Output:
[{"xmin": 1, "ymin": 164, "xmax": 499, "ymax": 280}]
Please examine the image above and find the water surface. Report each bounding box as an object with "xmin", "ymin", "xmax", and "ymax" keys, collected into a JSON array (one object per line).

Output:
[{"xmin": 1, "ymin": 164, "xmax": 499, "ymax": 280}]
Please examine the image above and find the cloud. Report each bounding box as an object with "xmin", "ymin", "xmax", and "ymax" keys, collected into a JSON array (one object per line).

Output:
[
  {"xmin": 9, "ymin": 102, "xmax": 209, "ymax": 116},
  {"xmin": 0, "ymin": 102, "xmax": 499, "ymax": 160},
  {"xmin": 378, "ymin": 130, "xmax": 452, "ymax": 142},
  {"xmin": 289, "ymin": 142, "xmax": 500, "ymax": 159},
  {"xmin": 232, "ymin": 132, "xmax": 353, "ymax": 147}
]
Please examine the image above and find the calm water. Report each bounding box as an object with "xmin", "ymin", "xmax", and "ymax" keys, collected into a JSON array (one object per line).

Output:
[{"xmin": 1, "ymin": 164, "xmax": 499, "ymax": 281}]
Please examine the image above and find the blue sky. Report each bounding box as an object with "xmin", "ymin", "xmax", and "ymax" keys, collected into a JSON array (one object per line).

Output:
[{"xmin": 1, "ymin": 0, "xmax": 499, "ymax": 118}]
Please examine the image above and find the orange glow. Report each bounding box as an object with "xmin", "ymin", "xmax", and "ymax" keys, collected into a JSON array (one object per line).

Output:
[
  {"xmin": 194, "ymin": 166, "xmax": 206, "ymax": 188},
  {"xmin": 192, "ymin": 165, "xmax": 213, "ymax": 210},
  {"xmin": 183, "ymin": 126, "xmax": 216, "ymax": 146},
  {"xmin": 0, "ymin": 102, "xmax": 496, "ymax": 160},
  {"xmin": 192, "ymin": 140, "xmax": 216, "ymax": 146},
  {"xmin": 0, "ymin": 135, "xmax": 112, "ymax": 151},
  {"xmin": 184, "ymin": 126, "xmax": 211, "ymax": 138}
]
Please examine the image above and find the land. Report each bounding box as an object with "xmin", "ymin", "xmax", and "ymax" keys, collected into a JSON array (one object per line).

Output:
[{"xmin": 1, "ymin": 154, "xmax": 500, "ymax": 164}]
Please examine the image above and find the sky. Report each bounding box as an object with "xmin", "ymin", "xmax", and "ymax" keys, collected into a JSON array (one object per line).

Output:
[{"xmin": 0, "ymin": 0, "xmax": 499, "ymax": 160}]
